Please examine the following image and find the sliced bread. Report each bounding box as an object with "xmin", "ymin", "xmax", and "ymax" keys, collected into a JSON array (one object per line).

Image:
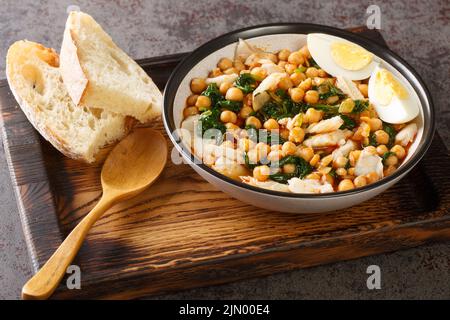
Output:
[
  {"xmin": 60, "ymin": 11, "xmax": 162, "ymax": 123},
  {"xmin": 6, "ymin": 40, "xmax": 133, "ymax": 163}
]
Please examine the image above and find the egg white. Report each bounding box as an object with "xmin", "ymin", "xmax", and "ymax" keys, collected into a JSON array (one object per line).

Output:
[
  {"xmin": 307, "ymin": 33, "xmax": 378, "ymax": 80},
  {"xmin": 368, "ymin": 66, "xmax": 419, "ymax": 124}
]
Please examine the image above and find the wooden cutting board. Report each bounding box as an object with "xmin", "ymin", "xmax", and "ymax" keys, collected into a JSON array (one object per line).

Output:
[{"xmin": 1, "ymin": 27, "xmax": 449, "ymax": 300}]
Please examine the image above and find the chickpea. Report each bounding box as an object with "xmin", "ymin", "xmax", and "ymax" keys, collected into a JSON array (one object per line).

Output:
[
  {"xmin": 320, "ymin": 154, "xmax": 333, "ymax": 167},
  {"xmin": 306, "ymin": 173, "xmax": 321, "ymax": 180},
  {"xmin": 217, "ymin": 57, "xmax": 233, "ymax": 71},
  {"xmin": 318, "ymin": 69, "xmax": 328, "ymax": 78},
  {"xmin": 296, "ymin": 146, "xmax": 314, "ymax": 162},
  {"xmin": 195, "ymin": 95, "xmax": 211, "ymax": 109},
  {"xmin": 290, "ymin": 72, "xmax": 306, "ymax": 86},
  {"xmin": 238, "ymin": 138, "xmax": 254, "ymax": 152},
  {"xmin": 280, "ymin": 128, "xmax": 290, "ymax": 141},
  {"xmin": 267, "ymin": 150, "xmax": 283, "ymax": 162},
  {"xmin": 225, "ymin": 122, "xmax": 239, "ymax": 131},
  {"xmin": 391, "ymin": 145, "xmax": 406, "ymax": 159},
  {"xmin": 338, "ymin": 98, "xmax": 355, "ymax": 113},
  {"xmin": 224, "ymin": 67, "xmax": 239, "ymax": 75},
  {"xmin": 253, "ymin": 165, "xmax": 271, "ymax": 182},
  {"xmin": 271, "ymin": 144, "xmax": 282, "ymax": 151},
  {"xmin": 299, "ymin": 45, "xmax": 311, "ymax": 58},
  {"xmin": 186, "ymin": 94, "xmax": 199, "ymax": 106},
  {"xmin": 284, "ymin": 63, "xmax": 297, "ymax": 75},
  {"xmin": 226, "ymin": 87, "xmax": 244, "ymax": 101},
  {"xmin": 246, "ymin": 116, "xmax": 262, "ymax": 129},
  {"xmin": 263, "ymin": 118, "xmax": 279, "ymax": 130},
  {"xmin": 366, "ymin": 172, "xmax": 380, "ymax": 184},
  {"xmin": 358, "ymin": 84, "xmax": 369, "ymax": 98},
  {"xmin": 256, "ymin": 142, "xmax": 271, "ymax": 157},
  {"xmin": 349, "ymin": 150, "xmax": 361, "ymax": 167},
  {"xmin": 305, "ymin": 67, "xmax": 319, "ymax": 79},
  {"xmin": 369, "ymin": 118, "xmax": 383, "ymax": 132},
  {"xmin": 278, "ymin": 60, "xmax": 287, "ymax": 68},
  {"xmin": 304, "ymin": 90, "xmax": 319, "ymax": 104},
  {"xmin": 289, "ymin": 87, "xmax": 305, "ymax": 103},
  {"xmin": 278, "ymin": 76, "xmax": 294, "ymax": 90},
  {"xmin": 183, "ymin": 106, "xmax": 198, "ymax": 117},
  {"xmin": 239, "ymin": 106, "xmax": 253, "ymax": 119},
  {"xmin": 336, "ymin": 168, "xmax": 347, "ymax": 176},
  {"xmin": 374, "ymin": 130, "xmax": 390, "ymax": 145},
  {"xmin": 354, "ymin": 175, "xmax": 367, "ymax": 188},
  {"xmin": 333, "ymin": 156, "xmax": 348, "ymax": 168},
  {"xmin": 304, "ymin": 108, "xmax": 323, "ymax": 124},
  {"xmin": 250, "ymin": 67, "xmax": 267, "ymax": 80},
  {"xmin": 365, "ymin": 146, "xmax": 377, "ymax": 155},
  {"xmin": 299, "ymin": 78, "xmax": 312, "ymax": 91},
  {"xmin": 384, "ymin": 165, "xmax": 397, "ymax": 176},
  {"xmin": 310, "ymin": 154, "xmax": 320, "ymax": 167},
  {"xmin": 288, "ymin": 51, "xmax": 304, "ymax": 65},
  {"xmin": 348, "ymin": 167, "xmax": 355, "ymax": 176},
  {"xmin": 278, "ymin": 49, "xmax": 291, "ymax": 61},
  {"xmin": 219, "ymin": 82, "xmax": 233, "ymax": 95},
  {"xmin": 190, "ymin": 78, "xmax": 207, "ymax": 94},
  {"xmin": 220, "ymin": 110, "xmax": 237, "ymax": 124},
  {"xmin": 289, "ymin": 127, "xmax": 305, "ymax": 143},
  {"xmin": 376, "ymin": 145, "xmax": 389, "ymax": 156},
  {"xmin": 209, "ymin": 68, "xmax": 222, "ymax": 78},
  {"xmin": 280, "ymin": 164, "xmax": 295, "ymax": 174},
  {"xmin": 385, "ymin": 154, "xmax": 398, "ymax": 166},
  {"xmin": 338, "ymin": 179, "xmax": 355, "ymax": 191},
  {"xmin": 323, "ymin": 173, "xmax": 334, "ymax": 185},
  {"xmin": 233, "ymin": 60, "xmax": 245, "ymax": 72},
  {"xmin": 326, "ymin": 95, "xmax": 339, "ymax": 104},
  {"xmin": 282, "ymin": 141, "xmax": 297, "ymax": 156}
]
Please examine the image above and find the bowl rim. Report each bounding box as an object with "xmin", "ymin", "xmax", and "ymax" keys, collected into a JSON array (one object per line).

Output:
[{"xmin": 162, "ymin": 22, "xmax": 435, "ymax": 199}]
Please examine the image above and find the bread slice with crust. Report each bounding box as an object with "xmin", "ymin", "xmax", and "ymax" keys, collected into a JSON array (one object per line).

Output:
[
  {"xmin": 6, "ymin": 40, "xmax": 133, "ymax": 163},
  {"xmin": 60, "ymin": 11, "xmax": 162, "ymax": 123}
]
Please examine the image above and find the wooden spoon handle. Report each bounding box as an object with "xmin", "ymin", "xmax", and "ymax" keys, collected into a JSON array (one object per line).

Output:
[{"xmin": 22, "ymin": 195, "xmax": 114, "ymax": 300}]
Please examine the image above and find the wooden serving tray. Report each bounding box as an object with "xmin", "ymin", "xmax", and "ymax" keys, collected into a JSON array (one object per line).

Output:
[{"xmin": 1, "ymin": 27, "xmax": 449, "ymax": 300}]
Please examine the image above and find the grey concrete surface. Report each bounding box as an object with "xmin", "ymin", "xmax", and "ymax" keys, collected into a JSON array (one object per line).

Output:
[{"xmin": 0, "ymin": 0, "xmax": 449, "ymax": 300}]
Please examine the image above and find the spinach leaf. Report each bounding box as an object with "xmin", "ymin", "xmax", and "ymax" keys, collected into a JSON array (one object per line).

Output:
[
  {"xmin": 308, "ymin": 57, "xmax": 320, "ymax": 69},
  {"xmin": 201, "ymin": 83, "xmax": 223, "ymax": 107},
  {"xmin": 351, "ymin": 99, "xmax": 369, "ymax": 114},
  {"xmin": 313, "ymin": 104, "xmax": 340, "ymax": 118},
  {"xmin": 318, "ymin": 83, "xmax": 345, "ymax": 100},
  {"xmin": 339, "ymin": 115, "xmax": 356, "ymax": 130},
  {"xmin": 258, "ymin": 91, "xmax": 307, "ymax": 121},
  {"xmin": 217, "ymin": 100, "xmax": 242, "ymax": 112},
  {"xmin": 382, "ymin": 122, "xmax": 396, "ymax": 148},
  {"xmin": 235, "ymin": 73, "xmax": 257, "ymax": 94},
  {"xmin": 269, "ymin": 156, "xmax": 313, "ymax": 184},
  {"xmin": 197, "ymin": 108, "xmax": 225, "ymax": 138},
  {"xmin": 243, "ymin": 152, "xmax": 257, "ymax": 170}
]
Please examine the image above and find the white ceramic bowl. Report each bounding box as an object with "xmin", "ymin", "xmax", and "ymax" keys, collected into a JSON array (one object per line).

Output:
[{"xmin": 163, "ymin": 24, "xmax": 435, "ymax": 213}]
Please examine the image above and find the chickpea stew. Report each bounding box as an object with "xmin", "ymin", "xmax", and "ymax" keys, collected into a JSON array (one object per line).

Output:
[{"xmin": 180, "ymin": 37, "xmax": 419, "ymax": 194}]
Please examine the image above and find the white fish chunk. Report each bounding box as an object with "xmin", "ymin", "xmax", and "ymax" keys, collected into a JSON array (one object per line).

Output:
[
  {"xmin": 287, "ymin": 178, "xmax": 334, "ymax": 194},
  {"xmin": 332, "ymin": 140, "xmax": 357, "ymax": 160},
  {"xmin": 306, "ymin": 116, "xmax": 344, "ymax": 134},
  {"xmin": 252, "ymin": 72, "xmax": 287, "ymax": 111},
  {"xmin": 303, "ymin": 129, "xmax": 352, "ymax": 148},
  {"xmin": 395, "ymin": 123, "xmax": 418, "ymax": 147},
  {"xmin": 335, "ymin": 75, "xmax": 364, "ymax": 100},
  {"xmin": 206, "ymin": 74, "xmax": 238, "ymax": 86},
  {"xmin": 213, "ymin": 157, "xmax": 249, "ymax": 180},
  {"xmin": 241, "ymin": 176, "xmax": 290, "ymax": 192},
  {"xmin": 180, "ymin": 114, "xmax": 200, "ymax": 148},
  {"xmin": 260, "ymin": 62, "xmax": 284, "ymax": 75},
  {"xmin": 234, "ymin": 38, "xmax": 277, "ymax": 65},
  {"xmin": 354, "ymin": 147, "xmax": 384, "ymax": 178}
]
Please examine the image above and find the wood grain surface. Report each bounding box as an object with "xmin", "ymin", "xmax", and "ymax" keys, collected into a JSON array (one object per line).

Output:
[{"xmin": 1, "ymin": 28, "xmax": 449, "ymax": 300}]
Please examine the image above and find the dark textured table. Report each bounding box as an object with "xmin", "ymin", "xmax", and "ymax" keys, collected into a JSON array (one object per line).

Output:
[{"xmin": 0, "ymin": 0, "xmax": 449, "ymax": 300}]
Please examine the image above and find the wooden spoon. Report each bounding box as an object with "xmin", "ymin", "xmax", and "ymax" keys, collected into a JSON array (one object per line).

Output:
[{"xmin": 21, "ymin": 128, "xmax": 168, "ymax": 300}]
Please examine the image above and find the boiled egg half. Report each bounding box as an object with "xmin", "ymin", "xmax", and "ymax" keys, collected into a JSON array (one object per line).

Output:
[
  {"xmin": 307, "ymin": 33, "xmax": 378, "ymax": 80},
  {"xmin": 368, "ymin": 66, "xmax": 419, "ymax": 124}
]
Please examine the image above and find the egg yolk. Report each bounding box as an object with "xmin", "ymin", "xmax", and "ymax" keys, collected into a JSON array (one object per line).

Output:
[
  {"xmin": 330, "ymin": 42, "xmax": 373, "ymax": 71},
  {"xmin": 374, "ymin": 69, "xmax": 409, "ymax": 105}
]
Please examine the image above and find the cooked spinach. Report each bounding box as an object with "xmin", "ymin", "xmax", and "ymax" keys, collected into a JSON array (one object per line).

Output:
[
  {"xmin": 197, "ymin": 108, "xmax": 225, "ymax": 139},
  {"xmin": 318, "ymin": 83, "xmax": 345, "ymax": 100},
  {"xmin": 243, "ymin": 151, "xmax": 257, "ymax": 170},
  {"xmin": 217, "ymin": 100, "xmax": 242, "ymax": 112},
  {"xmin": 352, "ymin": 99, "xmax": 369, "ymax": 114},
  {"xmin": 201, "ymin": 83, "xmax": 223, "ymax": 107},
  {"xmin": 269, "ymin": 156, "xmax": 313, "ymax": 184},
  {"xmin": 257, "ymin": 90, "xmax": 307, "ymax": 121},
  {"xmin": 382, "ymin": 122, "xmax": 396, "ymax": 148},
  {"xmin": 235, "ymin": 73, "xmax": 257, "ymax": 94},
  {"xmin": 313, "ymin": 104, "xmax": 340, "ymax": 118},
  {"xmin": 339, "ymin": 114, "xmax": 356, "ymax": 130}
]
